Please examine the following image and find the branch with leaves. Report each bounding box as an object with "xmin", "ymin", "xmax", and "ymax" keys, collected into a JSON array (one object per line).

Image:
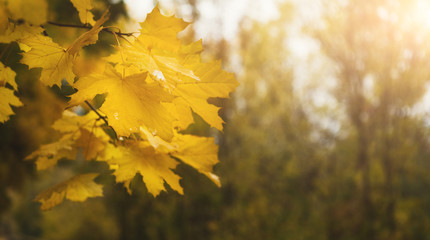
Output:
[{"xmin": 0, "ymin": 0, "xmax": 238, "ymax": 210}]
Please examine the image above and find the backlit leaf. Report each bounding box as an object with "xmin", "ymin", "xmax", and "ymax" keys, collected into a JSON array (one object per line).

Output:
[
  {"xmin": 172, "ymin": 134, "xmax": 221, "ymax": 187},
  {"xmin": 34, "ymin": 173, "xmax": 103, "ymax": 210},
  {"xmin": 20, "ymin": 12, "xmax": 109, "ymax": 86},
  {"xmin": 173, "ymin": 58, "xmax": 239, "ymax": 130},
  {"xmin": 0, "ymin": 23, "xmax": 43, "ymax": 44},
  {"xmin": 0, "ymin": 62, "xmax": 17, "ymax": 90},
  {"xmin": 0, "ymin": 87, "xmax": 22, "ymax": 123},
  {"xmin": 105, "ymin": 6, "xmax": 238, "ymax": 131},
  {"xmin": 69, "ymin": 64, "xmax": 175, "ymax": 140},
  {"xmin": 20, "ymin": 34, "xmax": 76, "ymax": 86},
  {"xmin": 102, "ymin": 142, "xmax": 183, "ymax": 196},
  {"xmin": 106, "ymin": 6, "xmax": 199, "ymax": 90},
  {"xmin": 70, "ymin": 0, "xmax": 96, "ymax": 25},
  {"xmin": 26, "ymin": 110, "xmax": 109, "ymax": 169}
]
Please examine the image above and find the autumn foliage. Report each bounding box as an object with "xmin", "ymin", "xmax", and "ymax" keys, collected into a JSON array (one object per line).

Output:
[{"xmin": 0, "ymin": 0, "xmax": 237, "ymax": 210}]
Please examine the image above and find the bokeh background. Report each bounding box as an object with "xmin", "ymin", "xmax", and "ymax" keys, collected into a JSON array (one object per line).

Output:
[{"xmin": 3, "ymin": 0, "xmax": 430, "ymax": 239}]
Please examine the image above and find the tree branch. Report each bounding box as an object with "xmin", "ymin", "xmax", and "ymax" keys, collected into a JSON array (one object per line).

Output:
[
  {"xmin": 46, "ymin": 21, "xmax": 135, "ymax": 36},
  {"xmin": 47, "ymin": 21, "xmax": 91, "ymax": 29}
]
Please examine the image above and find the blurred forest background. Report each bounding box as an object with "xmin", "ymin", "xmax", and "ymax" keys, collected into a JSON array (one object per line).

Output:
[{"xmin": 3, "ymin": 0, "xmax": 430, "ymax": 239}]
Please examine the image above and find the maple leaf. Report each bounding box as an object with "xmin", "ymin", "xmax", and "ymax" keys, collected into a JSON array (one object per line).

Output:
[
  {"xmin": 34, "ymin": 173, "xmax": 103, "ymax": 210},
  {"xmin": 76, "ymin": 128, "xmax": 107, "ymax": 160},
  {"xmin": 26, "ymin": 133, "xmax": 77, "ymax": 170},
  {"xmin": 0, "ymin": 63, "xmax": 22, "ymax": 123},
  {"xmin": 140, "ymin": 5, "xmax": 189, "ymax": 43},
  {"xmin": 0, "ymin": 62, "xmax": 18, "ymax": 90},
  {"xmin": 53, "ymin": 110, "xmax": 109, "ymax": 160},
  {"xmin": 67, "ymin": 10, "xmax": 110, "ymax": 55},
  {"xmin": 20, "ymin": 11, "xmax": 109, "ymax": 86},
  {"xmin": 105, "ymin": 7, "xmax": 238, "ymax": 131},
  {"xmin": 20, "ymin": 34, "xmax": 76, "ymax": 86},
  {"xmin": 0, "ymin": 23, "xmax": 44, "ymax": 44},
  {"xmin": 72, "ymin": 55, "xmax": 105, "ymax": 78},
  {"xmin": 26, "ymin": 110, "xmax": 109, "ymax": 169},
  {"xmin": 171, "ymin": 134, "xmax": 221, "ymax": 187},
  {"xmin": 0, "ymin": 88, "xmax": 23, "ymax": 123},
  {"xmin": 69, "ymin": 64, "xmax": 175, "ymax": 140},
  {"xmin": 70, "ymin": 0, "xmax": 96, "ymax": 26},
  {"xmin": 98, "ymin": 131, "xmax": 221, "ymax": 196},
  {"xmin": 163, "ymin": 98, "xmax": 195, "ymax": 130},
  {"xmin": 7, "ymin": 0, "xmax": 48, "ymax": 25},
  {"xmin": 140, "ymin": 126, "xmax": 175, "ymax": 151},
  {"xmin": 106, "ymin": 6, "xmax": 200, "ymax": 90},
  {"xmin": 102, "ymin": 141, "xmax": 183, "ymax": 196},
  {"xmin": 173, "ymin": 56, "xmax": 239, "ymax": 130}
]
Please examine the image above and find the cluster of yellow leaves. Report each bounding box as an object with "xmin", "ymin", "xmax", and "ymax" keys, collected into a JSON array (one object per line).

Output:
[
  {"xmin": 20, "ymin": 10, "xmax": 109, "ymax": 86},
  {"xmin": 25, "ymin": 111, "xmax": 107, "ymax": 170},
  {"xmin": 29, "ymin": 108, "xmax": 222, "ymax": 209},
  {"xmin": 1, "ymin": 0, "xmax": 237, "ymax": 210},
  {"xmin": 101, "ymin": 132, "xmax": 221, "ymax": 196}
]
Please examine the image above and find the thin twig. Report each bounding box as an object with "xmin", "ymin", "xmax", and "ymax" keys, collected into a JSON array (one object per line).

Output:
[
  {"xmin": 84, "ymin": 100, "xmax": 108, "ymax": 125},
  {"xmin": 47, "ymin": 21, "xmax": 91, "ymax": 29},
  {"xmin": 104, "ymin": 29, "xmax": 135, "ymax": 37},
  {"xmin": 46, "ymin": 21, "xmax": 135, "ymax": 36},
  {"xmin": 84, "ymin": 100, "xmax": 119, "ymax": 141}
]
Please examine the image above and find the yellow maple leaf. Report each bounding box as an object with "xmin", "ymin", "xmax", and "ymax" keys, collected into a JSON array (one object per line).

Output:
[
  {"xmin": 163, "ymin": 99, "xmax": 194, "ymax": 130},
  {"xmin": 0, "ymin": 88, "xmax": 22, "ymax": 123},
  {"xmin": 99, "ymin": 132, "xmax": 222, "ymax": 195},
  {"xmin": 106, "ymin": 6, "xmax": 199, "ymax": 90},
  {"xmin": 7, "ymin": 0, "xmax": 48, "ymax": 25},
  {"xmin": 70, "ymin": 0, "xmax": 96, "ymax": 25},
  {"xmin": 173, "ymin": 57, "xmax": 239, "ymax": 130},
  {"xmin": 26, "ymin": 133, "xmax": 77, "ymax": 170},
  {"xmin": 72, "ymin": 55, "xmax": 105, "ymax": 77},
  {"xmin": 140, "ymin": 126, "xmax": 175, "ymax": 151},
  {"xmin": 139, "ymin": 6, "xmax": 189, "ymax": 49},
  {"xmin": 102, "ymin": 142, "xmax": 183, "ymax": 196},
  {"xmin": 0, "ymin": 23, "xmax": 44, "ymax": 44},
  {"xmin": 26, "ymin": 110, "xmax": 109, "ymax": 169},
  {"xmin": 20, "ymin": 34, "xmax": 76, "ymax": 86},
  {"xmin": 20, "ymin": 12, "xmax": 109, "ymax": 86},
  {"xmin": 172, "ymin": 134, "xmax": 221, "ymax": 187},
  {"xmin": 0, "ymin": 62, "xmax": 17, "ymax": 90},
  {"xmin": 34, "ymin": 173, "xmax": 103, "ymax": 210},
  {"xmin": 69, "ymin": 64, "xmax": 175, "ymax": 140},
  {"xmin": 76, "ymin": 128, "xmax": 107, "ymax": 160},
  {"xmin": 105, "ymin": 7, "xmax": 238, "ymax": 131},
  {"xmin": 0, "ymin": 63, "xmax": 22, "ymax": 123},
  {"xmin": 67, "ymin": 10, "xmax": 109, "ymax": 55}
]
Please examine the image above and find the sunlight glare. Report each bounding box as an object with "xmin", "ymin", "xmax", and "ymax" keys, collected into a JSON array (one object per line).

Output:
[{"xmin": 409, "ymin": 0, "xmax": 430, "ymax": 29}]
